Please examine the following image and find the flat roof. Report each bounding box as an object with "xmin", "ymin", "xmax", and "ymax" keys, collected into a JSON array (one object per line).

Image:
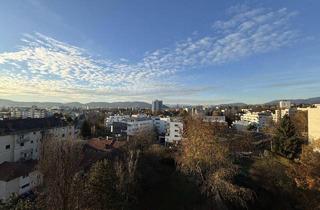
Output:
[
  {"xmin": 0, "ymin": 160, "xmax": 37, "ymax": 182},
  {"xmin": 0, "ymin": 117, "xmax": 70, "ymax": 136}
]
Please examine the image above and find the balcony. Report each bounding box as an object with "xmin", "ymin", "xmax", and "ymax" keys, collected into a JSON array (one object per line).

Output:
[{"xmin": 17, "ymin": 137, "xmax": 30, "ymax": 144}]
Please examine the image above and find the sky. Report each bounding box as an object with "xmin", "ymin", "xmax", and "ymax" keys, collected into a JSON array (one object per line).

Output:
[{"xmin": 0, "ymin": 0, "xmax": 320, "ymax": 105}]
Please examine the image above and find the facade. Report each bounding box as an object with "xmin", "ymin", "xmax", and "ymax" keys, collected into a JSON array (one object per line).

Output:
[
  {"xmin": 279, "ymin": 100, "xmax": 291, "ymax": 109},
  {"xmin": 0, "ymin": 161, "xmax": 42, "ymax": 200},
  {"xmin": 10, "ymin": 107, "xmax": 53, "ymax": 119},
  {"xmin": 240, "ymin": 111, "xmax": 272, "ymax": 129},
  {"xmin": 203, "ymin": 116, "xmax": 226, "ymax": 123},
  {"xmin": 152, "ymin": 100, "xmax": 163, "ymax": 113},
  {"xmin": 105, "ymin": 114, "xmax": 184, "ymax": 144},
  {"xmin": 274, "ymin": 108, "xmax": 297, "ymax": 123},
  {"xmin": 105, "ymin": 115, "xmax": 130, "ymax": 127},
  {"xmin": 0, "ymin": 117, "xmax": 75, "ymax": 201},
  {"xmin": 308, "ymin": 105, "xmax": 320, "ymax": 143},
  {"xmin": 233, "ymin": 120, "xmax": 251, "ymax": 131},
  {"xmin": 164, "ymin": 119, "xmax": 183, "ymax": 144},
  {"xmin": 126, "ymin": 119, "xmax": 154, "ymax": 136},
  {"xmin": 152, "ymin": 117, "xmax": 170, "ymax": 135}
]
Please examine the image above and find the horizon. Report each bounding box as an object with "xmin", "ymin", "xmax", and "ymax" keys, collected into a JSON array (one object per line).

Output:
[
  {"xmin": 0, "ymin": 96, "xmax": 319, "ymax": 106},
  {"xmin": 0, "ymin": 1, "xmax": 320, "ymax": 104}
]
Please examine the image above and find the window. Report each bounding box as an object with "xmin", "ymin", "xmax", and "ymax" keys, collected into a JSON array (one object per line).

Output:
[
  {"xmin": 5, "ymin": 145, "xmax": 10, "ymax": 150},
  {"xmin": 31, "ymin": 140, "xmax": 33, "ymax": 144},
  {"xmin": 20, "ymin": 143, "xmax": 24, "ymax": 147}
]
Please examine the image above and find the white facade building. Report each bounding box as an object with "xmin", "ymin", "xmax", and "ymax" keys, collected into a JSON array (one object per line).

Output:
[
  {"xmin": 0, "ymin": 117, "xmax": 75, "ymax": 201},
  {"xmin": 126, "ymin": 119, "xmax": 154, "ymax": 136},
  {"xmin": 234, "ymin": 111, "xmax": 272, "ymax": 131},
  {"xmin": 165, "ymin": 120, "xmax": 183, "ymax": 144},
  {"xmin": 273, "ymin": 108, "xmax": 297, "ymax": 123},
  {"xmin": 240, "ymin": 111, "xmax": 272, "ymax": 128},
  {"xmin": 203, "ymin": 116, "xmax": 226, "ymax": 123},
  {"xmin": 105, "ymin": 115, "xmax": 130, "ymax": 126},
  {"xmin": 308, "ymin": 105, "xmax": 320, "ymax": 143},
  {"xmin": 0, "ymin": 162, "xmax": 42, "ymax": 200},
  {"xmin": 279, "ymin": 101, "xmax": 291, "ymax": 109},
  {"xmin": 152, "ymin": 117, "xmax": 170, "ymax": 135}
]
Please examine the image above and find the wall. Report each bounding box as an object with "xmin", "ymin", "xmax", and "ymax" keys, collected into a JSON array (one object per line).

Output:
[{"xmin": 308, "ymin": 106, "xmax": 320, "ymax": 142}]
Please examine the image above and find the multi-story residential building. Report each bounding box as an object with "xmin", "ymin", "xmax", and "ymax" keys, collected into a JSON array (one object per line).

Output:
[
  {"xmin": 273, "ymin": 108, "xmax": 297, "ymax": 123},
  {"xmin": 10, "ymin": 107, "xmax": 53, "ymax": 120},
  {"xmin": 165, "ymin": 120, "xmax": 183, "ymax": 144},
  {"xmin": 152, "ymin": 117, "xmax": 170, "ymax": 135},
  {"xmin": 272, "ymin": 101, "xmax": 297, "ymax": 123},
  {"xmin": 152, "ymin": 100, "xmax": 163, "ymax": 113},
  {"xmin": 126, "ymin": 119, "xmax": 154, "ymax": 136},
  {"xmin": 234, "ymin": 111, "xmax": 272, "ymax": 132},
  {"xmin": 105, "ymin": 115, "xmax": 130, "ymax": 127},
  {"xmin": 308, "ymin": 105, "xmax": 320, "ymax": 143},
  {"xmin": 0, "ymin": 117, "xmax": 75, "ymax": 200},
  {"xmin": 203, "ymin": 116, "xmax": 226, "ymax": 124},
  {"xmin": 240, "ymin": 111, "xmax": 272, "ymax": 128},
  {"xmin": 279, "ymin": 100, "xmax": 291, "ymax": 109}
]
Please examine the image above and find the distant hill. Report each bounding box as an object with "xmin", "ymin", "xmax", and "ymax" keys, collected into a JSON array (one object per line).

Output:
[
  {"xmin": 217, "ymin": 103, "xmax": 247, "ymax": 107},
  {"xmin": 0, "ymin": 99, "xmax": 151, "ymax": 109},
  {"xmin": 86, "ymin": 101, "xmax": 151, "ymax": 109},
  {"xmin": 265, "ymin": 97, "xmax": 320, "ymax": 105}
]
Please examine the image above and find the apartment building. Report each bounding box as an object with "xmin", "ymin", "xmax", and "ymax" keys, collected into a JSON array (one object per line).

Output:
[
  {"xmin": 126, "ymin": 119, "xmax": 154, "ymax": 136},
  {"xmin": 273, "ymin": 108, "xmax": 297, "ymax": 123},
  {"xmin": 203, "ymin": 116, "xmax": 226, "ymax": 124},
  {"xmin": 165, "ymin": 119, "xmax": 183, "ymax": 144},
  {"xmin": 0, "ymin": 117, "xmax": 75, "ymax": 200},
  {"xmin": 152, "ymin": 100, "xmax": 163, "ymax": 113},
  {"xmin": 308, "ymin": 105, "xmax": 320, "ymax": 143},
  {"xmin": 240, "ymin": 111, "xmax": 272, "ymax": 128}
]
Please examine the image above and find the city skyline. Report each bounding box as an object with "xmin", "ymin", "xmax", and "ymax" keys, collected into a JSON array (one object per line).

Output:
[{"xmin": 0, "ymin": 0, "xmax": 320, "ymax": 104}]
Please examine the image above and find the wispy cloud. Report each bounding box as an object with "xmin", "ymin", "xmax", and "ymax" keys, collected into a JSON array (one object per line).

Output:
[{"xmin": 0, "ymin": 5, "xmax": 300, "ymax": 102}]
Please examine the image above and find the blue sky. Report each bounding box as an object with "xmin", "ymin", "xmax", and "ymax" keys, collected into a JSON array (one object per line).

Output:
[{"xmin": 0, "ymin": 0, "xmax": 319, "ymax": 105}]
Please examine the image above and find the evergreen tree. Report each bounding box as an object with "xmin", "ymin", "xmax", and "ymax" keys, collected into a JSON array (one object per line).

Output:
[
  {"xmin": 273, "ymin": 115, "xmax": 302, "ymax": 159},
  {"xmin": 86, "ymin": 160, "xmax": 122, "ymax": 210},
  {"xmin": 80, "ymin": 120, "xmax": 91, "ymax": 138}
]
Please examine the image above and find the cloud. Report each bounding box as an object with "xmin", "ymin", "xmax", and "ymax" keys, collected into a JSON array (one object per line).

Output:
[{"xmin": 0, "ymin": 5, "xmax": 300, "ymax": 102}]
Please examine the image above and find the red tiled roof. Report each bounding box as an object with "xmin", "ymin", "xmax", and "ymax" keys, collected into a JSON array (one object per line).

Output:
[{"xmin": 87, "ymin": 138, "xmax": 126, "ymax": 152}]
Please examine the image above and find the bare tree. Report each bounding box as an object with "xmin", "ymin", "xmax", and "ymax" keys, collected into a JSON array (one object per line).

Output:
[
  {"xmin": 38, "ymin": 138, "xmax": 84, "ymax": 210},
  {"xmin": 290, "ymin": 140, "xmax": 320, "ymax": 190},
  {"xmin": 177, "ymin": 117, "xmax": 253, "ymax": 209}
]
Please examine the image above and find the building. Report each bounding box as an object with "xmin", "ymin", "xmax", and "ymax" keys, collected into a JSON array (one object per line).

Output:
[
  {"xmin": 164, "ymin": 120, "xmax": 183, "ymax": 144},
  {"xmin": 240, "ymin": 111, "xmax": 272, "ymax": 128},
  {"xmin": 233, "ymin": 120, "xmax": 252, "ymax": 132},
  {"xmin": 152, "ymin": 100, "xmax": 163, "ymax": 113},
  {"xmin": 279, "ymin": 100, "xmax": 291, "ymax": 109},
  {"xmin": 308, "ymin": 105, "xmax": 320, "ymax": 143},
  {"xmin": 10, "ymin": 107, "xmax": 53, "ymax": 119},
  {"xmin": 152, "ymin": 117, "xmax": 170, "ymax": 135},
  {"xmin": 273, "ymin": 108, "xmax": 297, "ymax": 123},
  {"xmin": 234, "ymin": 111, "xmax": 272, "ymax": 132},
  {"xmin": 203, "ymin": 116, "xmax": 226, "ymax": 124},
  {"xmin": 105, "ymin": 114, "xmax": 154, "ymax": 138},
  {"xmin": 0, "ymin": 117, "xmax": 75, "ymax": 200},
  {"xmin": 126, "ymin": 119, "xmax": 154, "ymax": 136}
]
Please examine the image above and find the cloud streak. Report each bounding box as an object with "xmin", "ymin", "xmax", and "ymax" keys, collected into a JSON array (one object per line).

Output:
[{"xmin": 0, "ymin": 6, "xmax": 300, "ymax": 102}]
